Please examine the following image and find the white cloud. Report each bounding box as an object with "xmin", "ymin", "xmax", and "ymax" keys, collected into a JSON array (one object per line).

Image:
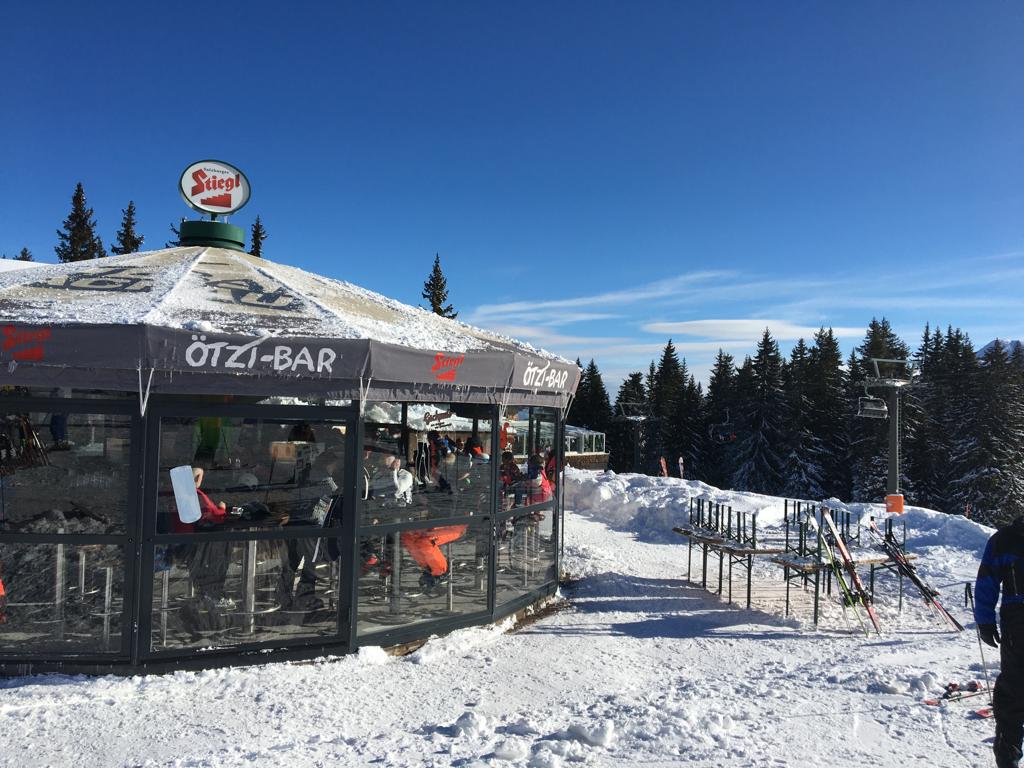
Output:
[
  {"xmin": 641, "ymin": 319, "xmax": 865, "ymax": 340},
  {"xmin": 470, "ymin": 270, "xmax": 735, "ymax": 319}
]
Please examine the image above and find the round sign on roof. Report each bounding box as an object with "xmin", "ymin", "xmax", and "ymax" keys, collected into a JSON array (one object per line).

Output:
[{"xmin": 179, "ymin": 160, "xmax": 251, "ymax": 216}]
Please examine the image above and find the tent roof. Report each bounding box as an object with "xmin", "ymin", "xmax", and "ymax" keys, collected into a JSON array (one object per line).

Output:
[
  {"xmin": 0, "ymin": 248, "xmax": 579, "ymax": 405},
  {"xmin": 0, "ymin": 247, "xmax": 560, "ymax": 359}
]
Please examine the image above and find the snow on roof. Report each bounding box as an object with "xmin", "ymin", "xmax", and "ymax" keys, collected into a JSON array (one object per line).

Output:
[
  {"xmin": 0, "ymin": 247, "xmax": 568, "ymax": 361},
  {"xmin": 0, "ymin": 259, "xmax": 41, "ymax": 272}
]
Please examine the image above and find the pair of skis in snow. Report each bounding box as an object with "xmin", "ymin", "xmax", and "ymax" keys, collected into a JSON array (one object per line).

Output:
[
  {"xmin": 865, "ymin": 517, "xmax": 964, "ymax": 632},
  {"xmin": 808, "ymin": 510, "xmax": 881, "ymax": 636},
  {"xmin": 923, "ymin": 681, "xmax": 993, "ymax": 719}
]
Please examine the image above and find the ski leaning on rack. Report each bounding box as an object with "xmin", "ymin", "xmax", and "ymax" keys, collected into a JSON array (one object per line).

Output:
[
  {"xmin": 866, "ymin": 518, "xmax": 964, "ymax": 632},
  {"xmin": 821, "ymin": 511, "xmax": 882, "ymax": 634},
  {"xmin": 807, "ymin": 514, "xmax": 869, "ymax": 636}
]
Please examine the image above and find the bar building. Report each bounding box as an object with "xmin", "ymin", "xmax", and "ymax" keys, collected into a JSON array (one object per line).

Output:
[{"xmin": 0, "ymin": 219, "xmax": 578, "ymax": 674}]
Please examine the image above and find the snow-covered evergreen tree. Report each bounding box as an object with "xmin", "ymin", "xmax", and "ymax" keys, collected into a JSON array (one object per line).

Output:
[
  {"xmin": 607, "ymin": 372, "xmax": 646, "ymax": 472},
  {"xmin": 807, "ymin": 328, "xmax": 849, "ymax": 499},
  {"xmin": 570, "ymin": 359, "xmax": 613, "ymax": 433},
  {"xmin": 961, "ymin": 340, "xmax": 1024, "ymax": 524},
  {"xmin": 732, "ymin": 330, "xmax": 787, "ymax": 495},
  {"xmin": 644, "ymin": 340, "xmax": 685, "ymax": 474},
  {"xmin": 781, "ymin": 338, "xmax": 827, "ymax": 500},
  {"xmin": 904, "ymin": 324, "xmax": 946, "ymax": 509},
  {"xmin": 671, "ymin": 364, "xmax": 704, "ymax": 480},
  {"xmin": 942, "ymin": 328, "xmax": 981, "ymax": 514},
  {"xmin": 702, "ymin": 350, "xmax": 738, "ymax": 488}
]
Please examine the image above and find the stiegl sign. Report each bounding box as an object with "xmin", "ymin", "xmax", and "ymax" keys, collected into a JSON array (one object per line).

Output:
[{"xmin": 179, "ymin": 160, "xmax": 251, "ymax": 216}]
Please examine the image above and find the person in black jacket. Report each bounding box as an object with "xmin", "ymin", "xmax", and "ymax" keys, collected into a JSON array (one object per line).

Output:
[{"xmin": 975, "ymin": 515, "xmax": 1024, "ymax": 768}]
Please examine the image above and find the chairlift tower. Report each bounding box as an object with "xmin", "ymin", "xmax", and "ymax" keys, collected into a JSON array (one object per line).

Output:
[{"xmin": 857, "ymin": 358, "xmax": 917, "ymax": 513}]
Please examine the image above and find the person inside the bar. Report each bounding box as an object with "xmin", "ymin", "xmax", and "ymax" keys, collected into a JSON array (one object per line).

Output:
[
  {"xmin": 500, "ymin": 451, "xmax": 525, "ymax": 508},
  {"xmin": 526, "ymin": 453, "xmax": 553, "ymax": 504},
  {"xmin": 401, "ymin": 524, "xmax": 468, "ymax": 590}
]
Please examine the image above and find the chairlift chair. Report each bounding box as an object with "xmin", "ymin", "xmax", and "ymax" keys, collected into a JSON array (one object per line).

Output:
[
  {"xmin": 857, "ymin": 396, "xmax": 888, "ymax": 419},
  {"xmin": 708, "ymin": 409, "xmax": 737, "ymax": 443},
  {"xmin": 615, "ymin": 402, "xmax": 648, "ymax": 422}
]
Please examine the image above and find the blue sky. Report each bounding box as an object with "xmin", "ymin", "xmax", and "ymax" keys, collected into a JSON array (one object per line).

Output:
[{"xmin": 2, "ymin": 2, "xmax": 1021, "ymax": 388}]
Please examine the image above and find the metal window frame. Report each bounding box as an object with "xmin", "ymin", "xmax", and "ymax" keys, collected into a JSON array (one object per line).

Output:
[
  {"xmin": 0, "ymin": 396, "xmax": 141, "ymax": 661},
  {"xmin": 137, "ymin": 398, "xmax": 358, "ymax": 663},
  {"xmin": 0, "ymin": 395, "xmax": 563, "ymax": 673}
]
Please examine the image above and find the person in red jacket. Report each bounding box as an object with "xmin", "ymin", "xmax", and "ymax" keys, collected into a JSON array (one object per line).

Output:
[
  {"xmin": 181, "ymin": 467, "xmax": 233, "ymax": 608},
  {"xmin": 526, "ymin": 454, "xmax": 553, "ymax": 505},
  {"xmin": 171, "ymin": 467, "xmax": 229, "ymax": 534}
]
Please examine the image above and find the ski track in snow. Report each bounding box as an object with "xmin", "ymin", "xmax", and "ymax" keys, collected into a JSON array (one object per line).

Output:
[{"xmin": 0, "ymin": 469, "xmax": 996, "ymax": 767}]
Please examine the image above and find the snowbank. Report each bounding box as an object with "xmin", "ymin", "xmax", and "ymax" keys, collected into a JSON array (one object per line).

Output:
[{"xmin": 563, "ymin": 467, "xmax": 994, "ymax": 563}]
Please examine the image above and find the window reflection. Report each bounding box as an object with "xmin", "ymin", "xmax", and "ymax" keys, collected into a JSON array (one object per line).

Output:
[
  {"xmin": 150, "ymin": 536, "xmax": 341, "ymax": 650},
  {"xmin": 157, "ymin": 417, "xmax": 347, "ymax": 534},
  {"xmin": 0, "ymin": 543, "xmax": 124, "ymax": 653},
  {"xmin": 357, "ymin": 519, "xmax": 489, "ymax": 635},
  {"xmin": 501, "ymin": 406, "xmax": 558, "ymax": 503},
  {"xmin": 495, "ymin": 503, "xmax": 556, "ymax": 606},
  {"xmin": 0, "ymin": 412, "xmax": 130, "ymax": 534},
  {"xmin": 360, "ymin": 403, "xmax": 493, "ymax": 526}
]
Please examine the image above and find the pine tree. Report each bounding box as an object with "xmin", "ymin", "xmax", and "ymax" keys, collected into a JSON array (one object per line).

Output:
[
  {"xmin": 644, "ymin": 340, "xmax": 685, "ymax": 474},
  {"xmin": 55, "ymin": 182, "xmax": 106, "ymax": 262},
  {"xmin": 731, "ymin": 329, "xmax": 787, "ymax": 495},
  {"xmin": 703, "ymin": 350, "xmax": 738, "ymax": 488},
  {"xmin": 421, "ymin": 254, "xmax": 457, "ymax": 318},
  {"xmin": 904, "ymin": 324, "xmax": 946, "ymax": 509},
  {"xmin": 807, "ymin": 328, "xmax": 849, "ymax": 499},
  {"xmin": 608, "ymin": 372, "xmax": 646, "ymax": 473},
  {"xmin": 780, "ymin": 338, "xmax": 827, "ymax": 500},
  {"xmin": 944, "ymin": 328, "xmax": 983, "ymax": 515},
  {"xmin": 568, "ymin": 358, "xmax": 588, "ymax": 426},
  {"xmin": 249, "ymin": 215, "xmax": 267, "ymax": 257},
  {"xmin": 578, "ymin": 359, "xmax": 613, "ymax": 433},
  {"xmin": 957, "ymin": 340, "xmax": 1024, "ymax": 524},
  {"xmin": 672, "ymin": 370, "xmax": 704, "ymax": 479},
  {"xmin": 15, "ymin": 247, "xmax": 33, "ymax": 262},
  {"xmin": 111, "ymin": 200, "xmax": 144, "ymax": 255},
  {"xmin": 166, "ymin": 221, "xmax": 182, "ymax": 248}
]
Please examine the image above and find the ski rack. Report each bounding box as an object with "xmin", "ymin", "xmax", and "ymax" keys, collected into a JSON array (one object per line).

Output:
[
  {"xmin": 673, "ymin": 497, "xmax": 783, "ymax": 610},
  {"xmin": 863, "ymin": 516, "xmax": 909, "ymax": 614},
  {"xmin": 772, "ymin": 501, "xmax": 909, "ymax": 628}
]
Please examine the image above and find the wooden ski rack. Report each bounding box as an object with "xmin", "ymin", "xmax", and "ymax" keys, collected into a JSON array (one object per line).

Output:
[
  {"xmin": 773, "ymin": 501, "xmax": 912, "ymax": 627},
  {"xmin": 674, "ymin": 498, "xmax": 783, "ymax": 610}
]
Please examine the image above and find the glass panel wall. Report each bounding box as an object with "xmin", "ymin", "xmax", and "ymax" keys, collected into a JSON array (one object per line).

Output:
[
  {"xmin": 495, "ymin": 507, "xmax": 556, "ymax": 605},
  {"xmin": 150, "ymin": 414, "xmax": 349, "ymax": 652},
  {"xmin": 0, "ymin": 407, "xmax": 131, "ymax": 656},
  {"xmin": 357, "ymin": 518, "xmax": 490, "ymax": 635},
  {"xmin": 0, "ymin": 412, "xmax": 131, "ymax": 534},
  {"xmin": 360, "ymin": 403, "xmax": 493, "ymax": 527},
  {"xmin": 151, "ymin": 536, "xmax": 341, "ymax": 650},
  {"xmin": 495, "ymin": 406, "xmax": 559, "ymax": 610},
  {"xmin": 357, "ymin": 402, "xmax": 494, "ymax": 637},
  {"xmin": 0, "ymin": 543, "xmax": 124, "ymax": 654},
  {"xmin": 156, "ymin": 416, "xmax": 347, "ymax": 535}
]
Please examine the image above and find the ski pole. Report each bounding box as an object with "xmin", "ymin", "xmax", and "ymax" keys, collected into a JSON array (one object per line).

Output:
[{"xmin": 964, "ymin": 583, "xmax": 994, "ymax": 704}]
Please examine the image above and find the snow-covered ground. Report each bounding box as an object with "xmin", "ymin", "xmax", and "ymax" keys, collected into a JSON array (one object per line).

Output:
[{"xmin": 0, "ymin": 469, "xmax": 998, "ymax": 767}]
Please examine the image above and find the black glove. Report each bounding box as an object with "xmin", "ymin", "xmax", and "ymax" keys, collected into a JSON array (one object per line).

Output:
[{"xmin": 979, "ymin": 623, "xmax": 1000, "ymax": 648}]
